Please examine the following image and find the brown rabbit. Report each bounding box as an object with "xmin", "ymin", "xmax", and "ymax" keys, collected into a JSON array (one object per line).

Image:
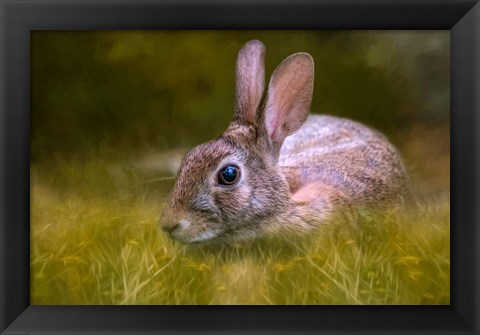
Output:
[{"xmin": 160, "ymin": 40, "xmax": 408, "ymax": 244}]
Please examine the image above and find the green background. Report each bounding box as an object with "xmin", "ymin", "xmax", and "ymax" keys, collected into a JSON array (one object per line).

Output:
[{"xmin": 31, "ymin": 31, "xmax": 449, "ymax": 160}]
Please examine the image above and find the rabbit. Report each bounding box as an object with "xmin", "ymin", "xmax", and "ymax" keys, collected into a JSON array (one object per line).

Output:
[{"xmin": 160, "ymin": 40, "xmax": 409, "ymax": 244}]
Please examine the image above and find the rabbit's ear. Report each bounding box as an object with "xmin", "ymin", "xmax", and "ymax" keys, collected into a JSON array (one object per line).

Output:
[
  {"xmin": 262, "ymin": 53, "xmax": 314, "ymax": 149},
  {"xmin": 234, "ymin": 40, "xmax": 266, "ymax": 125}
]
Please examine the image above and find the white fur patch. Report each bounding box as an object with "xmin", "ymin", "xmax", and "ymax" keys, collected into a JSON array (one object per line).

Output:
[{"xmin": 189, "ymin": 229, "xmax": 220, "ymax": 243}]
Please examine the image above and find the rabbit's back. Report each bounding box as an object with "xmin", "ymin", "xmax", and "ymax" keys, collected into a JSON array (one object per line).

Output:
[{"xmin": 279, "ymin": 115, "xmax": 407, "ymax": 206}]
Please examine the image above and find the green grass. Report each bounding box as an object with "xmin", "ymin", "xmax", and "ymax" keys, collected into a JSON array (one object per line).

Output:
[{"xmin": 30, "ymin": 155, "xmax": 450, "ymax": 305}]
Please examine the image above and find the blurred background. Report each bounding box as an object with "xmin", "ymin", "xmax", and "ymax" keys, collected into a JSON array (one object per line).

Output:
[
  {"xmin": 30, "ymin": 31, "xmax": 450, "ymax": 305},
  {"xmin": 31, "ymin": 30, "xmax": 449, "ymax": 195}
]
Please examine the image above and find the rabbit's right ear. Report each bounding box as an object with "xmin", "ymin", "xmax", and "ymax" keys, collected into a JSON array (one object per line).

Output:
[
  {"xmin": 234, "ymin": 40, "xmax": 266, "ymax": 125},
  {"xmin": 261, "ymin": 53, "xmax": 314, "ymax": 152}
]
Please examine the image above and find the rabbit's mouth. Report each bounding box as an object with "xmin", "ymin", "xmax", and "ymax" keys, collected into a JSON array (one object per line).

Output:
[
  {"xmin": 168, "ymin": 222, "xmax": 223, "ymax": 244},
  {"xmin": 180, "ymin": 230, "xmax": 221, "ymax": 244}
]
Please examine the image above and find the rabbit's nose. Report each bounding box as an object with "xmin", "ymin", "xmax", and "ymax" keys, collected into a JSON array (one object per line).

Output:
[
  {"xmin": 159, "ymin": 210, "xmax": 180, "ymax": 234},
  {"xmin": 162, "ymin": 222, "xmax": 178, "ymax": 234},
  {"xmin": 162, "ymin": 223, "xmax": 179, "ymax": 234},
  {"xmin": 160, "ymin": 218, "xmax": 179, "ymax": 234}
]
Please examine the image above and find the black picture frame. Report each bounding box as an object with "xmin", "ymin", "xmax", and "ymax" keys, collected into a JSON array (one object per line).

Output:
[{"xmin": 1, "ymin": 0, "xmax": 478, "ymax": 334}]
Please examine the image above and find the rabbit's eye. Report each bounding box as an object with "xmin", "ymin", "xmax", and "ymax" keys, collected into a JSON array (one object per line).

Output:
[{"xmin": 218, "ymin": 165, "xmax": 240, "ymax": 186}]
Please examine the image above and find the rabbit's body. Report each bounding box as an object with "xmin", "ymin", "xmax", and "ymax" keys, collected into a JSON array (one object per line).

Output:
[
  {"xmin": 279, "ymin": 115, "xmax": 407, "ymax": 208},
  {"xmin": 160, "ymin": 40, "xmax": 408, "ymax": 244}
]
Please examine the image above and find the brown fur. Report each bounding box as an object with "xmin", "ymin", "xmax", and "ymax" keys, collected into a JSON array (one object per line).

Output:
[{"xmin": 160, "ymin": 40, "xmax": 409, "ymax": 244}]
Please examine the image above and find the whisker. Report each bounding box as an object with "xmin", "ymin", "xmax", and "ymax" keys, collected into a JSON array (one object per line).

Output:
[
  {"xmin": 130, "ymin": 177, "xmax": 176, "ymax": 188},
  {"xmin": 141, "ymin": 177, "xmax": 176, "ymax": 183}
]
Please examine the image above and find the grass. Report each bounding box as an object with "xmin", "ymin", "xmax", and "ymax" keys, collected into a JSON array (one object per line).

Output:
[{"xmin": 30, "ymin": 154, "xmax": 450, "ymax": 305}]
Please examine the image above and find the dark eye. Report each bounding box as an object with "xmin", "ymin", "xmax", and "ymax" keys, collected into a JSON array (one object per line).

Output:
[{"xmin": 218, "ymin": 165, "xmax": 240, "ymax": 186}]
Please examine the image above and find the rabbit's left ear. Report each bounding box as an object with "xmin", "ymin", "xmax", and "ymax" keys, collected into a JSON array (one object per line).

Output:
[
  {"xmin": 261, "ymin": 53, "xmax": 314, "ymax": 150},
  {"xmin": 234, "ymin": 40, "xmax": 266, "ymax": 125}
]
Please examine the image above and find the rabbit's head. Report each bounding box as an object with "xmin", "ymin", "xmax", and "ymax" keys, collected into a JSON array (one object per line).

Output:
[{"xmin": 160, "ymin": 40, "xmax": 314, "ymax": 244}]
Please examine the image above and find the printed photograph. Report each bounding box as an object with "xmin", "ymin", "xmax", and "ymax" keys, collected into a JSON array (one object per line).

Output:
[{"xmin": 30, "ymin": 31, "xmax": 450, "ymax": 305}]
